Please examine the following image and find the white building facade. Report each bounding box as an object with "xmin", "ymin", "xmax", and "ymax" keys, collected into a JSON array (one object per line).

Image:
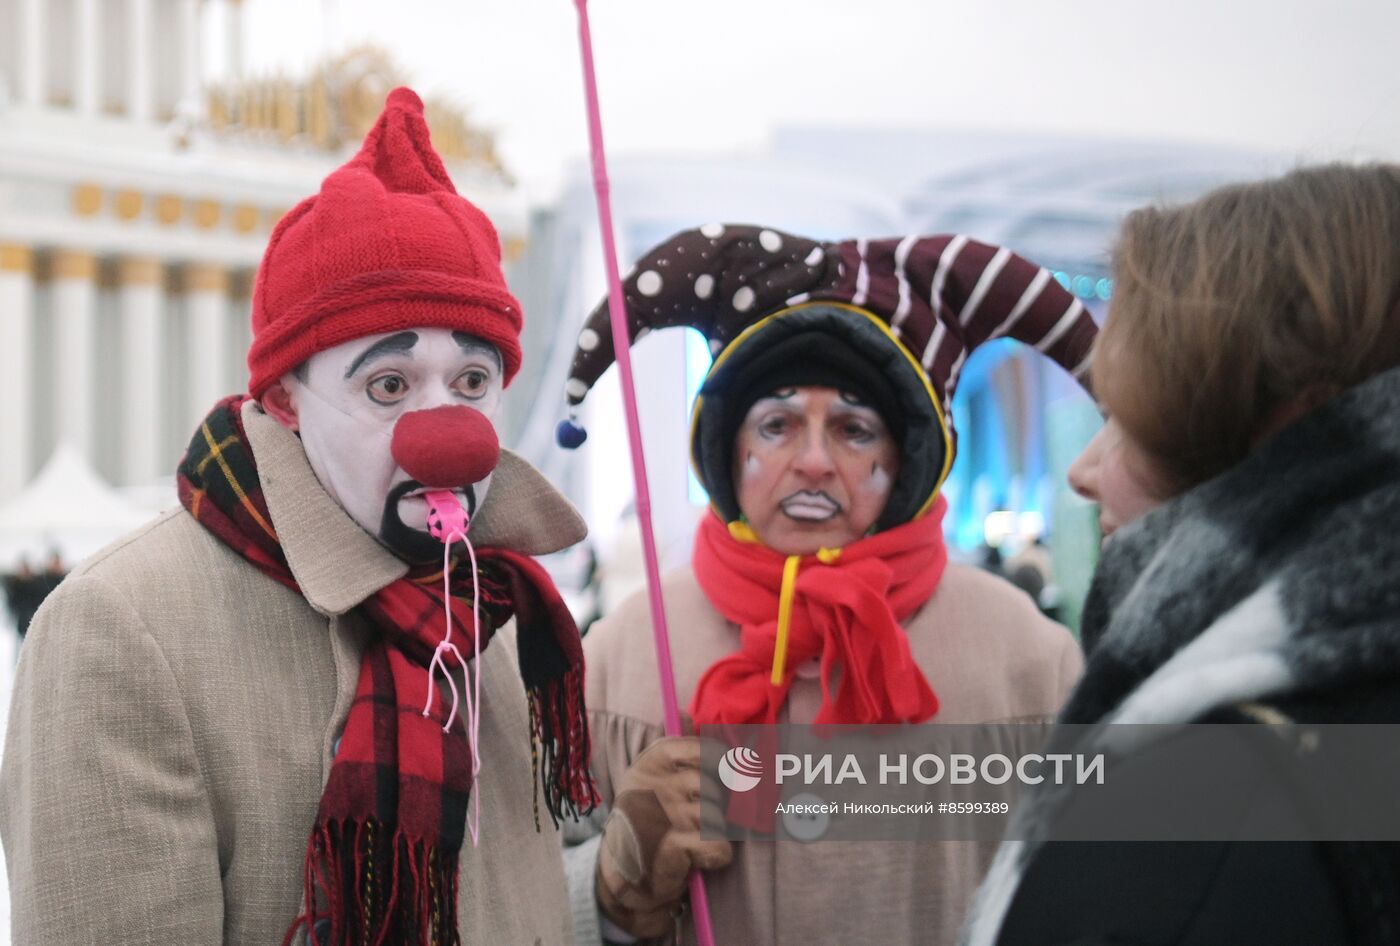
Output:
[{"xmin": 0, "ymin": 2, "xmax": 524, "ymax": 502}]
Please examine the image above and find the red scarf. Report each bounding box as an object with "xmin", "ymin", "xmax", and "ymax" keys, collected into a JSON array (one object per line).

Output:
[
  {"xmin": 177, "ymin": 397, "xmax": 596, "ymax": 946},
  {"xmin": 689, "ymin": 498, "xmax": 948, "ymax": 727}
]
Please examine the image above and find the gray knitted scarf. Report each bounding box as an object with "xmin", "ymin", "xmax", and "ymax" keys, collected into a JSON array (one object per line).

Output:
[{"xmin": 963, "ymin": 364, "xmax": 1400, "ymax": 945}]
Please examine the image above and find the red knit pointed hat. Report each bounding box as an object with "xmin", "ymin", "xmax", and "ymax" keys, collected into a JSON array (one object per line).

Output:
[{"xmin": 246, "ymin": 87, "xmax": 523, "ymax": 397}]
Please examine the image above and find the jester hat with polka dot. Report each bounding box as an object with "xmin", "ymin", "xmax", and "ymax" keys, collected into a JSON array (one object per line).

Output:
[{"xmin": 559, "ymin": 223, "xmax": 1097, "ymax": 529}]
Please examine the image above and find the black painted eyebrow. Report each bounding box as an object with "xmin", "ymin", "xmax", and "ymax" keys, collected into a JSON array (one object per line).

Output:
[
  {"xmin": 452, "ymin": 332, "xmax": 503, "ymax": 371},
  {"xmin": 831, "ymin": 399, "xmax": 880, "ymax": 417},
  {"xmin": 344, "ymin": 332, "xmax": 419, "ymax": 379}
]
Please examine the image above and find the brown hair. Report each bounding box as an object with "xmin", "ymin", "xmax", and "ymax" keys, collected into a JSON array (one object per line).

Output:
[{"xmin": 1095, "ymin": 162, "xmax": 1400, "ymax": 489}]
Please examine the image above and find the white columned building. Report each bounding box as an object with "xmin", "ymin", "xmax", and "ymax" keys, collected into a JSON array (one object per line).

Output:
[
  {"xmin": 51, "ymin": 251, "xmax": 98, "ymax": 462},
  {"xmin": 185, "ymin": 263, "xmax": 230, "ymax": 433},
  {"xmin": 0, "ymin": 35, "xmax": 526, "ymax": 501},
  {"xmin": 75, "ymin": 0, "xmax": 102, "ymax": 116},
  {"xmin": 119, "ymin": 257, "xmax": 165, "ymax": 484},
  {"xmin": 176, "ymin": 0, "xmax": 203, "ymax": 115},
  {"xmin": 225, "ymin": 0, "xmax": 246, "ymax": 83},
  {"xmin": 127, "ymin": 0, "xmax": 155, "ymax": 123},
  {"xmin": 0, "ymin": 245, "xmax": 35, "ymax": 499},
  {"xmin": 19, "ymin": 0, "xmax": 45, "ymax": 107}
]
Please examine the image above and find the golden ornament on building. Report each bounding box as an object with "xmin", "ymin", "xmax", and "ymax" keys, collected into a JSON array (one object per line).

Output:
[
  {"xmin": 53, "ymin": 250, "xmax": 98, "ymax": 281},
  {"xmin": 185, "ymin": 263, "xmax": 230, "ymax": 294},
  {"xmin": 72, "ymin": 184, "xmax": 103, "ymax": 217},
  {"xmin": 203, "ymin": 47, "xmax": 511, "ymax": 183},
  {"xmin": 232, "ymin": 205, "xmax": 260, "ymax": 234},
  {"xmin": 0, "ymin": 244, "xmax": 33, "ymax": 273},
  {"xmin": 114, "ymin": 190, "xmax": 145, "ymax": 221},
  {"xmin": 155, "ymin": 195, "xmax": 184, "ymax": 226},
  {"xmin": 193, "ymin": 200, "xmax": 222, "ymax": 230},
  {"xmin": 118, "ymin": 257, "xmax": 163, "ymax": 287}
]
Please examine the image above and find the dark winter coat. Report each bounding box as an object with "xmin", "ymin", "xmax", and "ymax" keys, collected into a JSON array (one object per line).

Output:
[{"xmin": 963, "ymin": 364, "xmax": 1400, "ymax": 946}]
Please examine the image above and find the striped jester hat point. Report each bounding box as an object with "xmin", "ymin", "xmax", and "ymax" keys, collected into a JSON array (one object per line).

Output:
[{"xmin": 557, "ymin": 223, "xmax": 1098, "ymax": 531}]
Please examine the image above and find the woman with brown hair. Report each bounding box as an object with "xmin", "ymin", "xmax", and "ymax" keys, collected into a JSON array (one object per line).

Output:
[{"xmin": 963, "ymin": 163, "xmax": 1400, "ymax": 945}]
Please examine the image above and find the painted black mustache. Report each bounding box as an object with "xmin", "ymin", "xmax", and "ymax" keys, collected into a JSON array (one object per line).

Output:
[{"xmin": 377, "ymin": 479, "xmax": 478, "ymax": 564}]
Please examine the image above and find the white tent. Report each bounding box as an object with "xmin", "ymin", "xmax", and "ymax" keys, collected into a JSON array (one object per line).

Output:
[{"xmin": 0, "ymin": 445, "xmax": 154, "ymax": 570}]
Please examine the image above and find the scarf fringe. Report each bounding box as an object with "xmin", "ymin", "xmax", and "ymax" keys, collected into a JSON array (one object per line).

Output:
[
  {"xmin": 529, "ymin": 665, "xmax": 599, "ymax": 828},
  {"xmin": 181, "ymin": 398, "xmax": 596, "ymax": 941},
  {"xmin": 283, "ymin": 820, "xmax": 461, "ymax": 946}
]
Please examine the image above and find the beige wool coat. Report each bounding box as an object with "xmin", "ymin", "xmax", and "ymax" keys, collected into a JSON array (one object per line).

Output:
[
  {"xmin": 576, "ymin": 559, "xmax": 1083, "ymax": 946},
  {"xmin": 1, "ymin": 401, "xmax": 586, "ymax": 946}
]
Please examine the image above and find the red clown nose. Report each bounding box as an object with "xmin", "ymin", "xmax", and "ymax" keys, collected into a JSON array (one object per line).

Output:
[{"xmin": 390, "ymin": 405, "xmax": 501, "ymax": 489}]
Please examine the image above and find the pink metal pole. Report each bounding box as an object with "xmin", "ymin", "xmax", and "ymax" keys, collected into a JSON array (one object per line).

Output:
[{"xmin": 569, "ymin": 2, "xmax": 718, "ymax": 943}]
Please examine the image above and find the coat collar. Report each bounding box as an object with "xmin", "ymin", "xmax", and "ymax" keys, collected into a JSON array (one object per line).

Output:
[
  {"xmin": 1068, "ymin": 363, "xmax": 1400, "ymax": 725},
  {"xmin": 241, "ymin": 400, "xmax": 587, "ymax": 616}
]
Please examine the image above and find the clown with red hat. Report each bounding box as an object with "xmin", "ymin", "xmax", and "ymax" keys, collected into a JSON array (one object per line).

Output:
[
  {"xmin": 562, "ymin": 224, "xmax": 1096, "ymax": 945},
  {"xmin": 1, "ymin": 89, "xmax": 595, "ymax": 946}
]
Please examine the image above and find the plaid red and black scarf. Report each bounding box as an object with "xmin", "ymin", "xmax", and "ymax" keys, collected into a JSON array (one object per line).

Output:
[{"xmin": 177, "ymin": 396, "xmax": 596, "ymax": 946}]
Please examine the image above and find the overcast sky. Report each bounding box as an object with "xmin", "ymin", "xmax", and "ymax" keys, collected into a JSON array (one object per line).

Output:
[{"xmin": 239, "ymin": 0, "xmax": 1400, "ymax": 201}]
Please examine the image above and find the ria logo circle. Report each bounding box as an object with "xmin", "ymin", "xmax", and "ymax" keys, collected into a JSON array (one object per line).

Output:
[{"xmin": 717, "ymin": 747, "xmax": 764, "ymax": 793}]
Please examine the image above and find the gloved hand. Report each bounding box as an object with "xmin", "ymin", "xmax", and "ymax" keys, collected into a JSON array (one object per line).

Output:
[{"xmin": 596, "ymin": 736, "xmax": 733, "ymax": 938}]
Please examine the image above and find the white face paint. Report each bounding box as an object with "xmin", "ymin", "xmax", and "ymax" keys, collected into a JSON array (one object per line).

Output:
[
  {"xmin": 865, "ymin": 463, "xmax": 892, "ymax": 498},
  {"xmin": 285, "ymin": 327, "xmax": 504, "ymax": 561},
  {"xmin": 732, "ymin": 386, "xmax": 900, "ymax": 555},
  {"xmin": 742, "ymin": 453, "xmax": 762, "ymax": 481}
]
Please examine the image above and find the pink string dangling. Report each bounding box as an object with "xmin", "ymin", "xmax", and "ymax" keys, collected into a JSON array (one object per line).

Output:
[{"xmin": 423, "ymin": 490, "xmax": 485, "ymax": 846}]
